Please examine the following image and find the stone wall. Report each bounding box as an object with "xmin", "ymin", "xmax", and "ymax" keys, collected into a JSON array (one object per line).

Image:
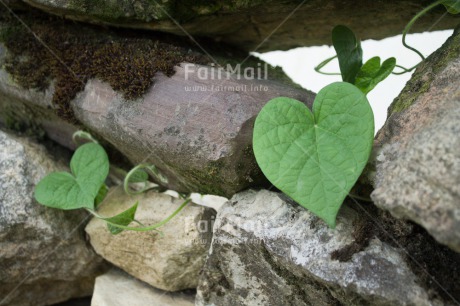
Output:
[{"xmin": 0, "ymin": 2, "xmax": 458, "ymax": 306}]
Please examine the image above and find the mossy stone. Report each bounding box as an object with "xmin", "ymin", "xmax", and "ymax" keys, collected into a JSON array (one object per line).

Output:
[{"xmin": 388, "ymin": 26, "xmax": 460, "ymax": 114}]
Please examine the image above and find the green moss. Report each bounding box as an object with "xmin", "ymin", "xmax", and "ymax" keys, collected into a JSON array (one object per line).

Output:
[
  {"xmin": 173, "ymin": 0, "xmax": 265, "ymax": 21},
  {"xmin": 174, "ymin": 143, "xmax": 267, "ymax": 196},
  {"xmin": 82, "ymin": 0, "xmax": 265, "ymax": 22},
  {"xmin": 0, "ymin": 22, "xmax": 20, "ymax": 42},
  {"xmin": 1, "ymin": 103, "xmax": 46, "ymax": 138},
  {"xmin": 389, "ymin": 26, "xmax": 460, "ymax": 114},
  {"xmin": 180, "ymin": 160, "xmax": 228, "ymax": 195},
  {"xmin": 39, "ymin": 0, "xmax": 171, "ymax": 23},
  {"xmin": 82, "ymin": 0, "xmax": 173, "ymax": 23},
  {"xmin": 0, "ymin": 9, "xmax": 210, "ymax": 123}
]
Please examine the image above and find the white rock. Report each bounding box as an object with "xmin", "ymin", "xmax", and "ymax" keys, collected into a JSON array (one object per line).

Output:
[
  {"xmin": 91, "ymin": 269, "xmax": 194, "ymax": 306},
  {"xmin": 190, "ymin": 193, "xmax": 228, "ymax": 211},
  {"xmin": 85, "ymin": 187, "xmax": 214, "ymax": 291},
  {"xmin": 197, "ymin": 190, "xmax": 444, "ymax": 306}
]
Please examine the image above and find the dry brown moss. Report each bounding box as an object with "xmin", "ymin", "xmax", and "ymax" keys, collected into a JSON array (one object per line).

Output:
[{"xmin": 0, "ymin": 9, "xmax": 211, "ymax": 123}]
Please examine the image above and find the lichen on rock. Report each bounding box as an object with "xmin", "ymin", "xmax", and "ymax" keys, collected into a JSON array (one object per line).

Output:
[
  {"xmin": 0, "ymin": 129, "xmax": 107, "ymax": 306},
  {"xmin": 388, "ymin": 26, "xmax": 460, "ymax": 114},
  {"xmin": 372, "ymin": 26, "xmax": 460, "ymax": 254},
  {"xmin": 197, "ymin": 190, "xmax": 460, "ymax": 306}
]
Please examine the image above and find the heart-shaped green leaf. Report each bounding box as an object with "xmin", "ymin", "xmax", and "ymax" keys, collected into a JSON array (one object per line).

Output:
[
  {"xmin": 104, "ymin": 202, "xmax": 139, "ymax": 235},
  {"xmin": 332, "ymin": 25, "xmax": 363, "ymax": 84},
  {"xmin": 34, "ymin": 143, "xmax": 109, "ymax": 210},
  {"xmin": 355, "ymin": 56, "xmax": 396, "ymax": 94},
  {"xmin": 253, "ymin": 82, "xmax": 374, "ymax": 228},
  {"xmin": 442, "ymin": 0, "xmax": 460, "ymax": 14}
]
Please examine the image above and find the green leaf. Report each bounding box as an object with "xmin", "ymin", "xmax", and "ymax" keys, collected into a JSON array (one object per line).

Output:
[
  {"xmin": 332, "ymin": 25, "xmax": 363, "ymax": 84},
  {"xmin": 70, "ymin": 143, "xmax": 109, "ymax": 190},
  {"xmin": 104, "ymin": 202, "xmax": 139, "ymax": 235},
  {"xmin": 94, "ymin": 184, "xmax": 109, "ymax": 208},
  {"xmin": 34, "ymin": 143, "xmax": 109, "ymax": 210},
  {"xmin": 127, "ymin": 169, "xmax": 149, "ymax": 183},
  {"xmin": 253, "ymin": 82, "xmax": 374, "ymax": 228},
  {"xmin": 442, "ymin": 0, "xmax": 460, "ymax": 14},
  {"xmin": 355, "ymin": 57, "xmax": 396, "ymax": 94}
]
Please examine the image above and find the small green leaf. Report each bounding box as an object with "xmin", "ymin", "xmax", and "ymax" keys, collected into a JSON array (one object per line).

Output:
[
  {"xmin": 127, "ymin": 169, "xmax": 149, "ymax": 183},
  {"xmin": 442, "ymin": 0, "xmax": 460, "ymax": 14},
  {"xmin": 332, "ymin": 25, "xmax": 363, "ymax": 84},
  {"xmin": 253, "ymin": 82, "xmax": 374, "ymax": 228},
  {"xmin": 70, "ymin": 143, "xmax": 109, "ymax": 192},
  {"xmin": 34, "ymin": 143, "xmax": 109, "ymax": 210},
  {"xmin": 355, "ymin": 57, "xmax": 396, "ymax": 94},
  {"xmin": 94, "ymin": 184, "xmax": 109, "ymax": 208},
  {"xmin": 104, "ymin": 202, "xmax": 139, "ymax": 235},
  {"xmin": 34, "ymin": 172, "xmax": 95, "ymax": 210}
]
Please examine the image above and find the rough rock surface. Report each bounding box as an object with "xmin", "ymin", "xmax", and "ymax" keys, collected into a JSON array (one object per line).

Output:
[
  {"xmin": 71, "ymin": 67, "xmax": 314, "ymax": 196},
  {"xmin": 0, "ymin": 60, "xmax": 314, "ymax": 197},
  {"xmin": 196, "ymin": 190, "xmax": 445, "ymax": 306},
  {"xmin": 0, "ymin": 45, "xmax": 80, "ymax": 150},
  {"xmin": 0, "ymin": 12, "xmax": 315, "ymax": 196},
  {"xmin": 85, "ymin": 187, "xmax": 215, "ymax": 291},
  {"xmin": 371, "ymin": 27, "xmax": 460, "ymax": 252},
  {"xmin": 17, "ymin": 0, "xmax": 458, "ymax": 51},
  {"xmin": 0, "ymin": 130, "xmax": 106, "ymax": 306},
  {"xmin": 91, "ymin": 269, "xmax": 194, "ymax": 306}
]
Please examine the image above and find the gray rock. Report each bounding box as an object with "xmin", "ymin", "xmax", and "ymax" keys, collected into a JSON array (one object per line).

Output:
[
  {"xmin": 0, "ymin": 130, "xmax": 106, "ymax": 306},
  {"xmin": 71, "ymin": 67, "xmax": 314, "ymax": 196},
  {"xmin": 0, "ymin": 40, "xmax": 79, "ymax": 150},
  {"xmin": 18, "ymin": 0, "xmax": 458, "ymax": 51},
  {"xmin": 85, "ymin": 187, "xmax": 214, "ymax": 291},
  {"xmin": 0, "ymin": 16, "xmax": 315, "ymax": 196},
  {"xmin": 91, "ymin": 268, "xmax": 194, "ymax": 306},
  {"xmin": 371, "ymin": 27, "xmax": 460, "ymax": 252},
  {"xmin": 196, "ymin": 190, "xmax": 441, "ymax": 306},
  {"xmin": 2, "ymin": 0, "xmax": 26, "ymax": 8}
]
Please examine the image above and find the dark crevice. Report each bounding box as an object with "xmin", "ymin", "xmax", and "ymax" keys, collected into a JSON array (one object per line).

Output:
[
  {"xmin": 330, "ymin": 193, "xmax": 460, "ymax": 304},
  {"xmin": 260, "ymin": 240, "xmax": 343, "ymax": 306}
]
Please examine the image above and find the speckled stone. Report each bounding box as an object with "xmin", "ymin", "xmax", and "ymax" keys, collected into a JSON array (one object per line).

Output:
[
  {"xmin": 196, "ymin": 190, "xmax": 438, "ymax": 306},
  {"xmin": 371, "ymin": 27, "xmax": 460, "ymax": 253},
  {"xmin": 0, "ymin": 130, "xmax": 106, "ymax": 306}
]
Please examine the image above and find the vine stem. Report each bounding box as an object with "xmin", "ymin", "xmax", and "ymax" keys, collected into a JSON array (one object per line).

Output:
[
  {"xmin": 124, "ymin": 164, "xmax": 149, "ymax": 195},
  {"xmin": 124, "ymin": 163, "xmax": 166, "ymax": 195},
  {"xmin": 314, "ymin": 55, "xmax": 341, "ymax": 76},
  {"xmin": 72, "ymin": 130, "xmax": 99, "ymax": 145},
  {"xmin": 87, "ymin": 198, "xmax": 191, "ymax": 232},
  {"xmin": 393, "ymin": 0, "xmax": 446, "ymax": 74}
]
